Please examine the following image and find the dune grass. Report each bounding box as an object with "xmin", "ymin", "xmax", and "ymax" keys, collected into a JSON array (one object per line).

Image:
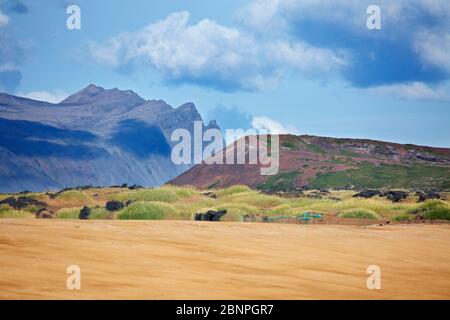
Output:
[
  {"xmin": 53, "ymin": 190, "xmax": 95, "ymax": 208},
  {"xmin": 0, "ymin": 205, "xmax": 34, "ymax": 218},
  {"xmin": 409, "ymin": 200, "xmax": 450, "ymax": 220},
  {"xmin": 215, "ymin": 185, "xmax": 253, "ymax": 197},
  {"xmin": 392, "ymin": 213, "xmax": 413, "ymax": 222},
  {"xmin": 90, "ymin": 208, "xmax": 111, "ymax": 220},
  {"xmin": 112, "ymin": 189, "xmax": 179, "ymax": 203},
  {"xmin": 117, "ymin": 201, "xmax": 178, "ymax": 220},
  {"xmin": 338, "ymin": 209, "xmax": 379, "ymax": 220},
  {"xmin": 55, "ymin": 207, "xmax": 80, "ymax": 219},
  {"xmin": 224, "ymin": 192, "xmax": 284, "ymax": 208},
  {"xmin": 268, "ymin": 204, "xmax": 294, "ymax": 216},
  {"xmin": 163, "ymin": 185, "xmax": 199, "ymax": 198}
]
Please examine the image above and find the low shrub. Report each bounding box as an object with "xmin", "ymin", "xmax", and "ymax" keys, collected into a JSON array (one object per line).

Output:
[
  {"xmin": 55, "ymin": 207, "xmax": 80, "ymax": 219},
  {"xmin": 90, "ymin": 208, "xmax": 110, "ymax": 219},
  {"xmin": 117, "ymin": 202, "xmax": 177, "ymax": 220},
  {"xmin": 423, "ymin": 207, "xmax": 450, "ymax": 221},
  {"xmin": 408, "ymin": 200, "xmax": 450, "ymax": 220}
]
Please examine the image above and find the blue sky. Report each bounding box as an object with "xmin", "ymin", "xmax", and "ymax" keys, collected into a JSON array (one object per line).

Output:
[{"xmin": 1, "ymin": 0, "xmax": 449, "ymax": 147}]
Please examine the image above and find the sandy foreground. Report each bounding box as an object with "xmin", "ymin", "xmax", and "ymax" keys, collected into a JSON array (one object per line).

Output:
[{"xmin": 0, "ymin": 219, "xmax": 449, "ymax": 300}]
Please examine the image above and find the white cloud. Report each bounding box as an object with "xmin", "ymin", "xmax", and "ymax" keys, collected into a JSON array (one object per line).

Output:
[
  {"xmin": 0, "ymin": 10, "xmax": 9, "ymax": 27},
  {"xmin": 366, "ymin": 82, "xmax": 450, "ymax": 102},
  {"xmin": 414, "ymin": 30, "xmax": 450, "ymax": 73},
  {"xmin": 251, "ymin": 116, "xmax": 300, "ymax": 134},
  {"xmin": 90, "ymin": 11, "xmax": 346, "ymax": 91},
  {"xmin": 236, "ymin": 0, "xmax": 283, "ymax": 32},
  {"xmin": 268, "ymin": 41, "xmax": 347, "ymax": 74},
  {"xmin": 18, "ymin": 90, "xmax": 69, "ymax": 104}
]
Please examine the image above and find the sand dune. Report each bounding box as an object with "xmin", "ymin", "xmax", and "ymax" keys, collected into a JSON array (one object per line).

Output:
[{"xmin": 1, "ymin": 219, "xmax": 449, "ymax": 299}]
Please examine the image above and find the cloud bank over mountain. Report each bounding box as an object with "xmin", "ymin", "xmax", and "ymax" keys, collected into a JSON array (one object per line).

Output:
[{"xmin": 89, "ymin": 11, "xmax": 346, "ymax": 92}]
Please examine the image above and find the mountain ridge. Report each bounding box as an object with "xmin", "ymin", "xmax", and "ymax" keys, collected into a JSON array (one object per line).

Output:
[{"xmin": 0, "ymin": 84, "xmax": 218, "ymax": 192}]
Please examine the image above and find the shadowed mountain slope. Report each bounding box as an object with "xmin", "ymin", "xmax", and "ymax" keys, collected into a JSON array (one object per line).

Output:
[{"xmin": 0, "ymin": 84, "xmax": 218, "ymax": 192}]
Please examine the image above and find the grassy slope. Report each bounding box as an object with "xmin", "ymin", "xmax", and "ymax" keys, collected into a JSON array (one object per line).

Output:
[{"xmin": 309, "ymin": 162, "xmax": 450, "ymax": 190}]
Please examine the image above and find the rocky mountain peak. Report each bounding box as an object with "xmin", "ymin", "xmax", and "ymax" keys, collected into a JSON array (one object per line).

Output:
[{"xmin": 60, "ymin": 84, "xmax": 145, "ymax": 108}]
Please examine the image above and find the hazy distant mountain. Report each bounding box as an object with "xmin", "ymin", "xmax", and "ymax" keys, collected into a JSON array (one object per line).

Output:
[
  {"xmin": 0, "ymin": 84, "xmax": 219, "ymax": 192},
  {"xmin": 169, "ymin": 135, "xmax": 450, "ymax": 191}
]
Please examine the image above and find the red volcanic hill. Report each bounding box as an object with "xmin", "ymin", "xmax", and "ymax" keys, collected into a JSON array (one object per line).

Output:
[{"xmin": 169, "ymin": 134, "xmax": 450, "ymax": 191}]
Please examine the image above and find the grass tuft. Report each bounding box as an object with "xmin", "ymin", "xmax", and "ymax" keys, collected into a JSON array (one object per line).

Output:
[
  {"xmin": 112, "ymin": 189, "xmax": 179, "ymax": 203},
  {"xmin": 117, "ymin": 202, "xmax": 178, "ymax": 220},
  {"xmin": 0, "ymin": 205, "xmax": 34, "ymax": 218},
  {"xmin": 338, "ymin": 209, "xmax": 378, "ymax": 220}
]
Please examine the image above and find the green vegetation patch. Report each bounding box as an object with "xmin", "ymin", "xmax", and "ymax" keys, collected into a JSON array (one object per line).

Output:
[
  {"xmin": 338, "ymin": 209, "xmax": 378, "ymax": 220},
  {"xmin": 392, "ymin": 213, "xmax": 413, "ymax": 222},
  {"xmin": 163, "ymin": 185, "xmax": 198, "ymax": 198},
  {"xmin": 55, "ymin": 207, "xmax": 81, "ymax": 219},
  {"xmin": 297, "ymin": 138, "xmax": 326, "ymax": 154},
  {"xmin": 207, "ymin": 181, "xmax": 220, "ymax": 189},
  {"xmin": 117, "ymin": 202, "xmax": 177, "ymax": 220},
  {"xmin": 113, "ymin": 189, "xmax": 179, "ymax": 203},
  {"xmin": 409, "ymin": 200, "xmax": 450, "ymax": 221},
  {"xmin": 310, "ymin": 162, "xmax": 450, "ymax": 190},
  {"xmin": 0, "ymin": 205, "xmax": 33, "ymax": 218},
  {"xmin": 216, "ymin": 185, "xmax": 252, "ymax": 196},
  {"xmin": 90, "ymin": 208, "xmax": 110, "ymax": 219},
  {"xmin": 257, "ymin": 171, "xmax": 299, "ymax": 192},
  {"xmin": 281, "ymin": 140, "xmax": 299, "ymax": 150}
]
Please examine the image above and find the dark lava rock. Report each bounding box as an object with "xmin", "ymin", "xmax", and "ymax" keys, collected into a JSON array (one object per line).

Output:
[
  {"xmin": 319, "ymin": 189, "xmax": 331, "ymax": 195},
  {"xmin": 416, "ymin": 190, "xmax": 443, "ymax": 202},
  {"xmin": 275, "ymin": 189, "xmax": 304, "ymax": 198},
  {"xmin": 105, "ymin": 200, "xmax": 125, "ymax": 212},
  {"xmin": 194, "ymin": 209, "xmax": 227, "ymax": 222},
  {"xmin": 121, "ymin": 183, "xmax": 128, "ymax": 188},
  {"xmin": 0, "ymin": 196, "xmax": 47, "ymax": 210},
  {"xmin": 36, "ymin": 208, "xmax": 53, "ymax": 219},
  {"xmin": 307, "ymin": 193, "xmax": 323, "ymax": 200},
  {"xmin": 202, "ymin": 192, "xmax": 217, "ymax": 199},
  {"xmin": 79, "ymin": 206, "xmax": 91, "ymax": 220},
  {"xmin": 353, "ymin": 190, "xmax": 382, "ymax": 199},
  {"xmin": 386, "ymin": 191, "xmax": 409, "ymax": 202},
  {"xmin": 244, "ymin": 214, "xmax": 256, "ymax": 222},
  {"xmin": 128, "ymin": 184, "xmax": 144, "ymax": 190},
  {"xmin": 329, "ymin": 196, "xmax": 342, "ymax": 202},
  {"xmin": 125, "ymin": 200, "xmax": 134, "ymax": 207}
]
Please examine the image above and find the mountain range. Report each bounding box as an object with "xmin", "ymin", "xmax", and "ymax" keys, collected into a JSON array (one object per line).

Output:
[
  {"xmin": 1, "ymin": 85, "xmax": 449, "ymax": 193},
  {"xmin": 0, "ymin": 84, "xmax": 218, "ymax": 192}
]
